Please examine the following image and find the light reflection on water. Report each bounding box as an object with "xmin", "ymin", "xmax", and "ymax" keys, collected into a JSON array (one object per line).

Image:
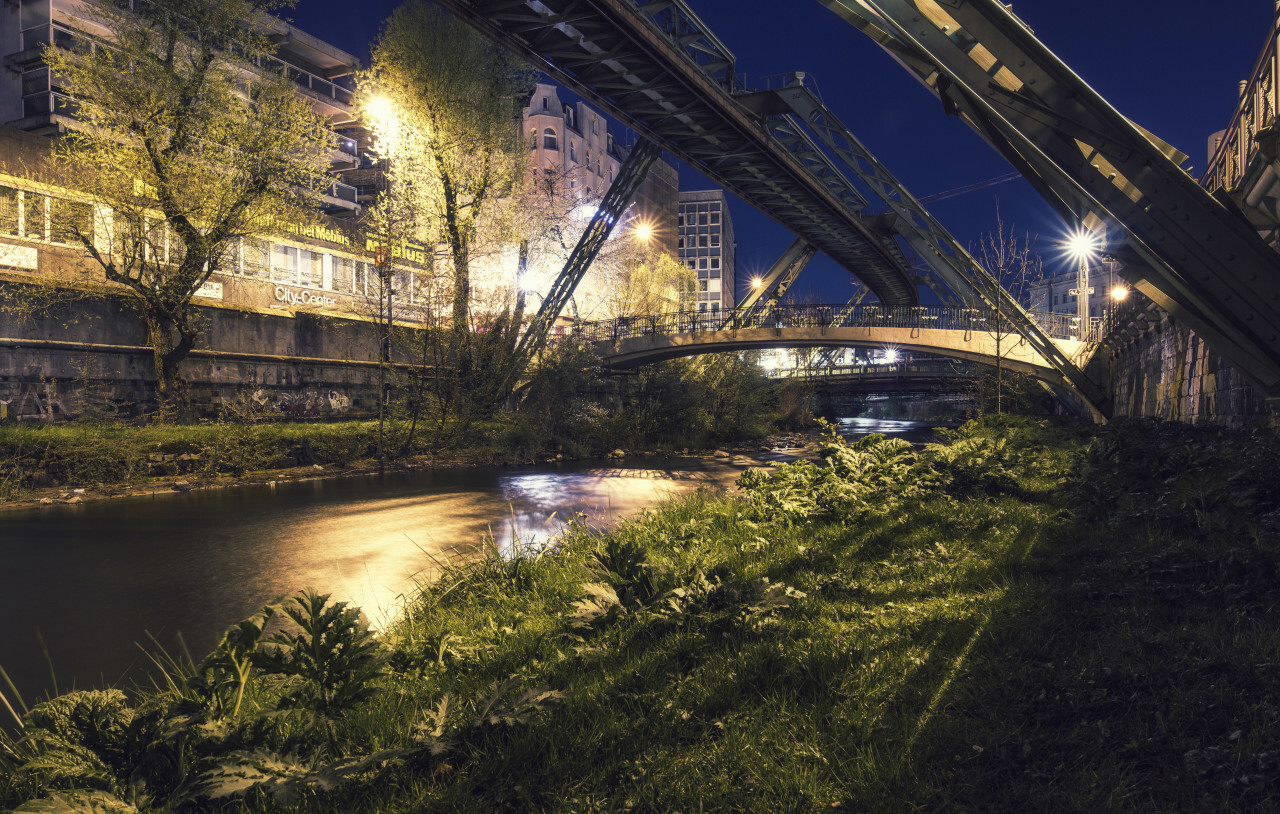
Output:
[
  {"xmin": 0, "ymin": 462, "xmax": 711, "ymax": 702},
  {"xmin": 0, "ymin": 417, "xmax": 926, "ymax": 703}
]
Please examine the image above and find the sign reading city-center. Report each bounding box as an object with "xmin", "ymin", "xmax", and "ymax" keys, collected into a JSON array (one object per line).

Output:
[{"xmin": 274, "ymin": 286, "xmax": 336, "ymax": 307}]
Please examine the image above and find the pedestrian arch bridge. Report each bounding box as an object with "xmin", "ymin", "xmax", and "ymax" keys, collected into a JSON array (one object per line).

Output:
[{"xmin": 571, "ymin": 305, "xmax": 1100, "ymax": 390}]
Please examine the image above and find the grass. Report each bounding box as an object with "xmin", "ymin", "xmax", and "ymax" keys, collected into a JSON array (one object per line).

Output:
[
  {"xmin": 3, "ymin": 417, "xmax": 1279, "ymax": 812},
  {"xmin": 0, "ymin": 418, "xmax": 519, "ymax": 498}
]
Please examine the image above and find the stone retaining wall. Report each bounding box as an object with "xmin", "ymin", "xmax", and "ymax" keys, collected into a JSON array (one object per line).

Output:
[
  {"xmin": 1087, "ymin": 306, "xmax": 1273, "ymax": 427},
  {"xmin": 0, "ymin": 282, "xmax": 405, "ymax": 421}
]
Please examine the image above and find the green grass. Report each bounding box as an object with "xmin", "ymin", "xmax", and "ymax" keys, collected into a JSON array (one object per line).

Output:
[
  {"xmin": 3, "ymin": 417, "xmax": 1279, "ymax": 812},
  {"xmin": 0, "ymin": 418, "xmax": 510, "ymax": 496}
]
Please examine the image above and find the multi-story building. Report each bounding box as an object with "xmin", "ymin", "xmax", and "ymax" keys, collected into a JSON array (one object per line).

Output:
[
  {"xmin": 522, "ymin": 81, "xmax": 679, "ymax": 256},
  {"xmin": 677, "ymin": 189, "xmax": 735, "ymax": 312},
  {"xmin": 0, "ymin": 1, "xmax": 447, "ymax": 318},
  {"xmin": 3, "ymin": 0, "xmax": 364, "ymax": 219},
  {"xmin": 524, "ymin": 83, "xmax": 623, "ymax": 205}
]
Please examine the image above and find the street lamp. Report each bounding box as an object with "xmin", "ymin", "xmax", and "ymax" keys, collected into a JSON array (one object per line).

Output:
[
  {"xmin": 1062, "ymin": 227, "xmax": 1101, "ymax": 328},
  {"xmin": 632, "ymin": 220, "xmax": 653, "ymax": 244},
  {"xmin": 1110, "ymin": 285, "xmax": 1129, "ymax": 302}
]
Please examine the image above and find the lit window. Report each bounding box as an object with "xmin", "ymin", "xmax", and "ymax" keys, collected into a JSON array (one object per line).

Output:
[{"xmin": 543, "ymin": 128, "xmax": 558, "ymax": 150}]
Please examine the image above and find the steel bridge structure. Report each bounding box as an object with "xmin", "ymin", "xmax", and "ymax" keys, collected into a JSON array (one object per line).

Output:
[
  {"xmin": 571, "ymin": 304, "xmax": 1097, "ymax": 413},
  {"xmin": 434, "ymin": 0, "xmax": 1280, "ymax": 416}
]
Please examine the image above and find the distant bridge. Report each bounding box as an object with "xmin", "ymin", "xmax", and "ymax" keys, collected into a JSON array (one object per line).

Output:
[
  {"xmin": 572, "ymin": 304, "xmax": 1099, "ymax": 392},
  {"xmin": 770, "ymin": 360, "xmax": 981, "ymax": 394}
]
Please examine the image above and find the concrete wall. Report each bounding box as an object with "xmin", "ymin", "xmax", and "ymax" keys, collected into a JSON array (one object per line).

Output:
[
  {"xmin": 1087, "ymin": 305, "xmax": 1273, "ymax": 427},
  {"xmin": 0, "ymin": 280, "xmax": 407, "ymax": 421}
]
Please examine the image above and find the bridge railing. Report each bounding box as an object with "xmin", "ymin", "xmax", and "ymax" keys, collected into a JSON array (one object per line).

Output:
[
  {"xmin": 572, "ymin": 304, "xmax": 1103, "ymax": 343},
  {"xmin": 770, "ymin": 360, "xmax": 980, "ymax": 379}
]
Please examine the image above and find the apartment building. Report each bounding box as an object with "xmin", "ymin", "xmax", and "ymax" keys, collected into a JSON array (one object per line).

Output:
[
  {"xmin": 523, "ymin": 82, "xmax": 679, "ymax": 256},
  {"xmin": 2, "ymin": 0, "xmax": 363, "ymax": 217},
  {"xmin": 0, "ymin": 0, "xmax": 448, "ymax": 323},
  {"xmin": 677, "ymin": 189, "xmax": 735, "ymax": 312}
]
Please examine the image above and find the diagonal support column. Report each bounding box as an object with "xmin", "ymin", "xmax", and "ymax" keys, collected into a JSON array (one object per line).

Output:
[
  {"xmin": 756, "ymin": 78, "xmax": 1108, "ymax": 413},
  {"xmin": 513, "ymin": 137, "xmax": 662, "ymax": 365},
  {"xmin": 816, "ymin": 0, "xmax": 1280, "ymax": 399},
  {"xmin": 727, "ymin": 237, "xmax": 817, "ymax": 328}
]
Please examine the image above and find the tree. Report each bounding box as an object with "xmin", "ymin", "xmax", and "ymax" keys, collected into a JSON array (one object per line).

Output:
[
  {"xmin": 361, "ymin": 0, "xmax": 535, "ymax": 376},
  {"xmin": 43, "ymin": 0, "xmax": 335, "ymax": 420},
  {"xmin": 973, "ymin": 213, "xmax": 1044, "ymax": 415},
  {"xmin": 595, "ymin": 238, "xmax": 696, "ymax": 320}
]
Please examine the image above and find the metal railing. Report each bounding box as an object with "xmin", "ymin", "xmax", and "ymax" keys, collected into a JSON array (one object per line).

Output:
[
  {"xmin": 20, "ymin": 23, "xmax": 85, "ymax": 54},
  {"xmin": 571, "ymin": 304, "xmax": 1104, "ymax": 344},
  {"xmin": 19, "ymin": 22, "xmax": 355, "ymax": 109},
  {"xmin": 1202, "ymin": 19, "xmax": 1278, "ymax": 192},
  {"xmin": 770, "ymin": 360, "xmax": 979, "ymax": 380}
]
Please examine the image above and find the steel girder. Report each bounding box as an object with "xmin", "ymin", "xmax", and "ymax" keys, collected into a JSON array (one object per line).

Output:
[
  {"xmin": 514, "ymin": 139, "xmax": 663, "ymax": 363},
  {"xmin": 749, "ymin": 80, "xmax": 1107, "ymax": 412},
  {"xmin": 726, "ymin": 237, "xmax": 818, "ymax": 328},
  {"xmin": 432, "ymin": 0, "xmax": 919, "ymax": 306},
  {"xmin": 817, "ymin": 0, "xmax": 1280, "ymax": 397}
]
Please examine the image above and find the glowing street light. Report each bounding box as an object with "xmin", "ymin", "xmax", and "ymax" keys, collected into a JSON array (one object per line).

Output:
[
  {"xmin": 633, "ymin": 221, "xmax": 654, "ymax": 244},
  {"xmin": 366, "ymin": 95, "xmax": 397, "ymax": 130},
  {"xmin": 750, "ymin": 276, "xmax": 765, "ymax": 290},
  {"xmin": 1062, "ymin": 227, "xmax": 1101, "ymax": 326},
  {"xmin": 1111, "ymin": 285, "xmax": 1129, "ymax": 302},
  {"xmin": 1064, "ymin": 228, "xmax": 1101, "ymax": 262}
]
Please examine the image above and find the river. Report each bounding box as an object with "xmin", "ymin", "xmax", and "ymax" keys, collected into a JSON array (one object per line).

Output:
[{"xmin": 0, "ymin": 417, "xmax": 944, "ymax": 708}]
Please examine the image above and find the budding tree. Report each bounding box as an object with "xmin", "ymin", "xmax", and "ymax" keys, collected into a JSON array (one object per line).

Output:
[{"xmin": 44, "ymin": 0, "xmax": 334, "ymax": 420}]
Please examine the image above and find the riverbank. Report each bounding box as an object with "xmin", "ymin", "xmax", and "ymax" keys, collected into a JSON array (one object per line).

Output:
[
  {"xmin": 6, "ymin": 416, "xmax": 1278, "ymax": 811},
  {"xmin": 0, "ymin": 419, "xmax": 822, "ymax": 512}
]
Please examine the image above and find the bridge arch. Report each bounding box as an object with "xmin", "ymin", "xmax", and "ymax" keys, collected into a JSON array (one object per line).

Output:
[{"xmin": 575, "ymin": 306, "xmax": 1096, "ymax": 392}]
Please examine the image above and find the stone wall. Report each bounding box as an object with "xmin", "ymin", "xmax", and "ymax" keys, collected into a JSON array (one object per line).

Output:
[
  {"xmin": 0, "ymin": 280, "xmax": 409, "ymax": 421},
  {"xmin": 1087, "ymin": 305, "xmax": 1273, "ymax": 427}
]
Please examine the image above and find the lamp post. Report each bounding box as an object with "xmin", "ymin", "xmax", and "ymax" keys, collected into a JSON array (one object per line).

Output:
[{"xmin": 1064, "ymin": 228, "xmax": 1101, "ymax": 338}]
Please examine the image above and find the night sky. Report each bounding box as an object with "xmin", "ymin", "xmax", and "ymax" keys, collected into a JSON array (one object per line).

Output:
[{"xmin": 291, "ymin": 0, "xmax": 1275, "ymax": 302}]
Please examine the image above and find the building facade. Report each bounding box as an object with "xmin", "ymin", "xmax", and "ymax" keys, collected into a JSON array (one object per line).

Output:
[
  {"xmin": 1027, "ymin": 260, "xmax": 1125, "ymax": 325},
  {"xmin": 678, "ymin": 189, "xmax": 735, "ymax": 312},
  {"xmin": 3, "ymin": 0, "xmax": 364, "ymax": 218}
]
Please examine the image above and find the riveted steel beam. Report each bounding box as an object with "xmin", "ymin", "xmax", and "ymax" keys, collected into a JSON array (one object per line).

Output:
[
  {"xmin": 749, "ymin": 79, "xmax": 1108, "ymax": 412},
  {"xmin": 818, "ymin": 0, "xmax": 1280, "ymax": 397},
  {"xmin": 514, "ymin": 139, "xmax": 662, "ymax": 364},
  {"xmin": 727, "ymin": 237, "xmax": 818, "ymax": 328},
  {"xmin": 433, "ymin": 0, "xmax": 920, "ymax": 306}
]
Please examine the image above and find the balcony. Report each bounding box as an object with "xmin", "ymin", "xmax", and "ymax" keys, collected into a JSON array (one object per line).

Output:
[{"xmin": 255, "ymin": 55, "xmax": 354, "ymax": 109}]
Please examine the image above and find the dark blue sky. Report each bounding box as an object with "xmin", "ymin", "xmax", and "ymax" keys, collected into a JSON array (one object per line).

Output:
[{"xmin": 292, "ymin": 0, "xmax": 1274, "ymax": 302}]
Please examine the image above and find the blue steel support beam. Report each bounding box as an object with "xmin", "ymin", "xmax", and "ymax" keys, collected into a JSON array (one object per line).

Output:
[
  {"xmin": 514, "ymin": 138, "xmax": 662, "ymax": 364},
  {"xmin": 727, "ymin": 237, "xmax": 818, "ymax": 328},
  {"xmin": 743, "ymin": 78, "xmax": 1106, "ymax": 412},
  {"xmin": 432, "ymin": 0, "xmax": 920, "ymax": 306},
  {"xmin": 817, "ymin": 0, "xmax": 1280, "ymax": 398}
]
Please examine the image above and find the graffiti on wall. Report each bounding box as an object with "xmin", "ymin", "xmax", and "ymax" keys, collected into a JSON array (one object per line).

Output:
[
  {"xmin": 0, "ymin": 382, "xmax": 67, "ymax": 422},
  {"xmin": 250, "ymin": 388, "xmax": 353, "ymax": 418}
]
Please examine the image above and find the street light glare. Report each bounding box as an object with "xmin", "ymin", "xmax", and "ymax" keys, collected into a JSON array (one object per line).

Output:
[
  {"xmin": 1111, "ymin": 285, "xmax": 1129, "ymax": 301},
  {"xmin": 367, "ymin": 95, "xmax": 396, "ymax": 128},
  {"xmin": 1064, "ymin": 229, "xmax": 1101, "ymax": 261},
  {"xmin": 634, "ymin": 222, "xmax": 653, "ymax": 243},
  {"xmin": 750, "ymin": 276, "xmax": 764, "ymax": 290}
]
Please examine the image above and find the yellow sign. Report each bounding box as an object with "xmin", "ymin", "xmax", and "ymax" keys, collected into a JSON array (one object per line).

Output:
[
  {"xmin": 281, "ymin": 221, "xmax": 353, "ymax": 247},
  {"xmin": 365, "ymin": 237, "xmax": 429, "ymax": 265}
]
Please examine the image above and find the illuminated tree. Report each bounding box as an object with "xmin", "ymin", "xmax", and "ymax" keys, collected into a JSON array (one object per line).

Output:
[
  {"xmin": 44, "ymin": 0, "xmax": 333, "ymax": 420},
  {"xmin": 361, "ymin": 0, "xmax": 534, "ymax": 347}
]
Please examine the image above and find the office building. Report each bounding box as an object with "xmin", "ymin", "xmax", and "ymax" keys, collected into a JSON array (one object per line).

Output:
[{"xmin": 677, "ymin": 189, "xmax": 735, "ymax": 311}]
